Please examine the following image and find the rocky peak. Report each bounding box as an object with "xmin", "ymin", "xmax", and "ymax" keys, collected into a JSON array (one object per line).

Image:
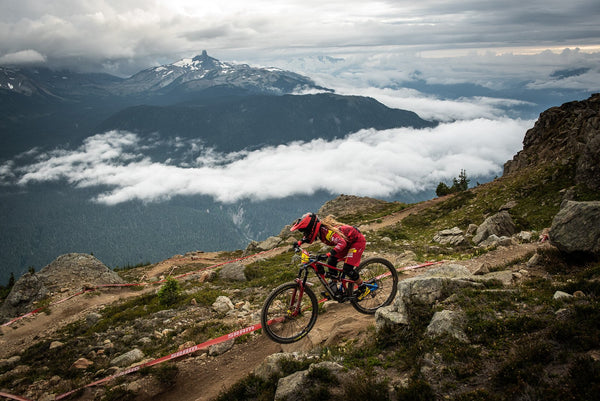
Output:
[
  {"xmin": 0, "ymin": 253, "xmax": 124, "ymax": 321},
  {"xmin": 192, "ymin": 50, "xmax": 217, "ymax": 65},
  {"xmin": 503, "ymin": 93, "xmax": 600, "ymax": 189}
]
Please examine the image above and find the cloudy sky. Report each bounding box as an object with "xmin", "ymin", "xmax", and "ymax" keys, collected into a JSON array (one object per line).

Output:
[
  {"xmin": 1, "ymin": 0, "xmax": 599, "ymax": 205},
  {"xmin": 1, "ymin": 0, "xmax": 599, "ymax": 77}
]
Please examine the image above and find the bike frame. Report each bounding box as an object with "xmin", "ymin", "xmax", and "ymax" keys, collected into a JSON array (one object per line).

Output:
[{"xmin": 294, "ymin": 248, "xmax": 358, "ymax": 304}]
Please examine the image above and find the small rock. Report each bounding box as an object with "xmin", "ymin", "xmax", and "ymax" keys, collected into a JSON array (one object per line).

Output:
[
  {"xmin": 527, "ymin": 253, "xmax": 540, "ymax": 267},
  {"xmin": 555, "ymin": 308, "xmax": 573, "ymax": 321},
  {"xmin": 466, "ymin": 224, "xmax": 479, "ymax": 236},
  {"xmin": 178, "ymin": 341, "xmax": 196, "ymax": 351},
  {"xmin": 49, "ymin": 341, "xmax": 64, "ymax": 350},
  {"xmin": 515, "ymin": 231, "xmax": 533, "ymax": 243},
  {"xmin": 499, "ymin": 200, "xmax": 518, "ymax": 211},
  {"xmin": 86, "ymin": 312, "xmax": 102, "ymax": 326},
  {"xmin": 208, "ymin": 339, "xmax": 234, "ymax": 356},
  {"xmin": 110, "ymin": 348, "xmax": 145, "ymax": 367},
  {"xmin": 472, "ymin": 262, "xmax": 490, "ymax": 275},
  {"xmin": 553, "ymin": 291, "xmax": 573, "ymax": 300},
  {"xmin": 212, "ymin": 296, "xmax": 235, "ymax": 313},
  {"xmin": 72, "ymin": 358, "xmax": 94, "ymax": 369}
]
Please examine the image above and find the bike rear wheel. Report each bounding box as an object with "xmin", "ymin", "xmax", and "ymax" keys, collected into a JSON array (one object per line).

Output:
[
  {"xmin": 261, "ymin": 282, "xmax": 319, "ymax": 344},
  {"xmin": 351, "ymin": 257, "xmax": 398, "ymax": 314}
]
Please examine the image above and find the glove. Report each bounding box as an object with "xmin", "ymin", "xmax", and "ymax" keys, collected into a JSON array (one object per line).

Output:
[
  {"xmin": 292, "ymin": 241, "xmax": 302, "ymax": 251},
  {"xmin": 325, "ymin": 252, "xmax": 337, "ymax": 267}
]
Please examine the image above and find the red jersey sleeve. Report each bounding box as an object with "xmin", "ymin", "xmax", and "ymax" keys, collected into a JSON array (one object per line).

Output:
[{"xmin": 318, "ymin": 227, "xmax": 348, "ymax": 256}]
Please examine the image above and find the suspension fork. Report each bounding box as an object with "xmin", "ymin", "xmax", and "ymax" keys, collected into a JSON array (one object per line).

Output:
[{"xmin": 287, "ymin": 268, "xmax": 310, "ymax": 316}]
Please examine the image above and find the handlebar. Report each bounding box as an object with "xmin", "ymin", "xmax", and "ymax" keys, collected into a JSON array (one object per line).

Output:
[{"xmin": 292, "ymin": 244, "xmax": 328, "ymax": 265}]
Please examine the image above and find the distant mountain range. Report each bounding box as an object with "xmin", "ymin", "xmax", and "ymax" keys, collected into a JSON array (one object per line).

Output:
[
  {"xmin": 0, "ymin": 51, "xmax": 433, "ymax": 157},
  {"xmin": 0, "ymin": 52, "xmax": 435, "ymax": 284}
]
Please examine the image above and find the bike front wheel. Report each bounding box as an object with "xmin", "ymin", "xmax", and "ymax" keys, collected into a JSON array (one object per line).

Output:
[
  {"xmin": 260, "ymin": 282, "xmax": 319, "ymax": 344},
  {"xmin": 351, "ymin": 257, "xmax": 398, "ymax": 314}
]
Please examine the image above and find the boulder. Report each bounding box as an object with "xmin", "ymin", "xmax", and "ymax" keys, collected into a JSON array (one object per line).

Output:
[
  {"xmin": 274, "ymin": 362, "xmax": 344, "ymax": 401},
  {"xmin": 254, "ymin": 352, "xmax": 297, "ymax": 381},
  {"xmin": 478, "ymin": 235, "xmax": 515, "ymax": 249},
  {"xmin": 218, "ymin": 262, "xmax": 247, "ymax": 282},
  {"xmin": 433, "ymin": 227, "xmax": 469, "ymax": 246},
  {"xmin": 110, "ymin": 348, "xmax": 144, "ymax": 367},
  {"xmin": 426, "ymin": 310, "xmax": 469, "ymax": 343},
  {"xmin": 473, "ymin": 211, "xmax": 516, "ymax": 244},
  {"xmin": 208, "ymin": 339, "xmax": 235, "ymax": 356},
  {"xmin": 275, "ymin": 370, "xmax": 308, "ymax": 401},
  {"xmin": 375, "ymin": 264, "xmax": 483, "ymax": 334},
  {"xmin": 212, "ymin": 296, "xmax": 235, "ymax": 313},
  {"xmin": 549, "ymin": 201, "xmax": 600, "ymax": 255},
  {"xmin": 0, "ymin": 253, "xmax": 124, "ymax": 320}
]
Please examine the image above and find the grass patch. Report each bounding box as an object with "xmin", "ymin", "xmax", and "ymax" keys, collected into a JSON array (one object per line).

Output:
[
  {"xmin": 341, "ymin": 202, "xmax": 409, "ymax": 226},
  {"xmin": 243, "ymin": 250, "xmax": 301, "ymax": 288}
]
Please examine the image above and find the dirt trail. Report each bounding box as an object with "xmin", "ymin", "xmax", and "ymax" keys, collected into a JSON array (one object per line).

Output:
[
  {"xmin": 358, "ymin": 195, "xmax": 452, "ymax": 232},
  {"xmin": 151, "ymin": 303, "xmax": 374, "ymax": 401}
]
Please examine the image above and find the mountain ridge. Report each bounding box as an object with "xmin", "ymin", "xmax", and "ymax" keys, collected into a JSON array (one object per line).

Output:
[{"xmin": 0, "ymin": 51, "xmax": 328, "ymax": 101}]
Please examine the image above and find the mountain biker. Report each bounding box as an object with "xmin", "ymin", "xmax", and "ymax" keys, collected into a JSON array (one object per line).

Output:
[{"xmin": 290, "ymin": 213, "xmax": 370, "ymax": 300}]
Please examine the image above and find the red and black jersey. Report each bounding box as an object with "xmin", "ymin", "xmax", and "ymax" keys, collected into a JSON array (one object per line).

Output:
[{"xmin": 317, "ymin": 225, "xmax": 364, "ymax": 259}]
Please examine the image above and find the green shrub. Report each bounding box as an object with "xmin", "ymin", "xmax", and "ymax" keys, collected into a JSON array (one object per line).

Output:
[
  {"xmin": 214, "ymin": 374, "xmax": 274, "ymax": 401},
  {"xmin": 395, "ymin": 379, "xmax": 435, "ymax": 401},
  {"xmin": 157, "ymin": 277, "xmax": 182, "ymax": 306},
  {"xmin": 341, "ymin": 372, "xmax": 390, "ymax": 401},
  {"xmin": 102, "ymin": 386, "xmax": 136, "ymax": 401}
]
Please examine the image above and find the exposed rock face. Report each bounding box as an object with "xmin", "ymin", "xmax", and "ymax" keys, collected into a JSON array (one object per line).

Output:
[
  {"xmin": 549, "ymin": 200, "xmax": 600, "ymax": 255},
  {"xmin": 0, "ymin": 253, "xmax": 124, "ymax": 320},
  {"xmin": 503, "ymin": 93, "xmax": 600, "ymax": 190}
]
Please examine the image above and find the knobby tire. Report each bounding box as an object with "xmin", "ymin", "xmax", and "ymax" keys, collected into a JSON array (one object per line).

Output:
[
  {"xmin": 350, "ymin": 257, "xmax": 398, "ymax": 314},
  {"xmin": 261, "ymin": 281, "xmax": 319, "ymax": 344}
]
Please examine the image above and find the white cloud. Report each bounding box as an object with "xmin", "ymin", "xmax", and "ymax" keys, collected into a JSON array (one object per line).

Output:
[
  {"xmin": 4, "ymin": 116, "xmax": 531, "ymax": 205},
  {"xmin": 0, "ymin": 49, "xmax": 46, "ymax": 64}
]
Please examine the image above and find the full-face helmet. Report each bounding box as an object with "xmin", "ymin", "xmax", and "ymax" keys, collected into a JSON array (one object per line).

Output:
[{"xmin": 290, "ymin": 213, "xmax": 321, "ymax": 243}]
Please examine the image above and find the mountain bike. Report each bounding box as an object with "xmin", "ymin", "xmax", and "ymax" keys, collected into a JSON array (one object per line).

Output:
[{"xmin": 260, "ymin": 244, "xmax": 398, "ymax": 344}]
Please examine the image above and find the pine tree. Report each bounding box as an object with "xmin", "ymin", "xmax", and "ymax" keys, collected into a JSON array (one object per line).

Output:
[{"xmin": 436, "ymin": 169, "xmax": 470, "ymax": 197}]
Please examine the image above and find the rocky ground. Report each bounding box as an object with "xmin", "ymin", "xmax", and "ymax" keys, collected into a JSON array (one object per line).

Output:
[{"xmin": 0, "ymin": 220, "xmax": 547, "ymax": 401}]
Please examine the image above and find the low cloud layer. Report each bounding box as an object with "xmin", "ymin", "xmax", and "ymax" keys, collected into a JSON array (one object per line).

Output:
[{"xmin": 1, "ymin": 116, "xmax": 531, "ymax": 205}]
